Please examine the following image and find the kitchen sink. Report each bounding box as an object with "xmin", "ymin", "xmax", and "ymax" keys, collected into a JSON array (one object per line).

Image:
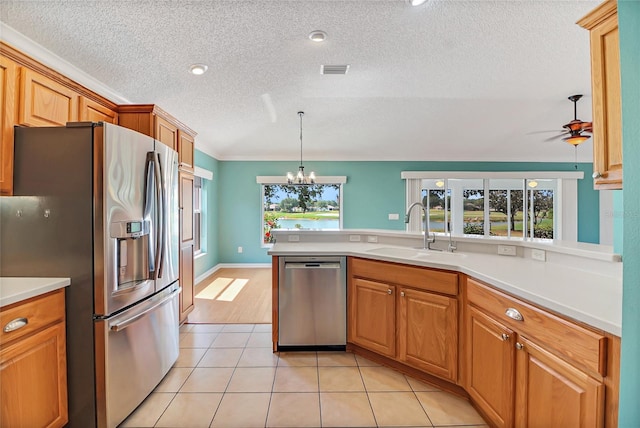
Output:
[{"xmin": 365, "ymin": 247, "xmax": 466, "ymax": 260}]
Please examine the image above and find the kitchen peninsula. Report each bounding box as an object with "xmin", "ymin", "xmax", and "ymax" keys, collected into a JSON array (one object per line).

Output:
[{"xmin": 269, "ymin": 229, "xmax": 622, "ymax": 427}]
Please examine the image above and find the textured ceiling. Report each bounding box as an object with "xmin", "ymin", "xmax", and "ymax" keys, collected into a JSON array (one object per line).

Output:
[{"xmin": 0, "ymin": 0, "xmax": 600, "ymax": 162}]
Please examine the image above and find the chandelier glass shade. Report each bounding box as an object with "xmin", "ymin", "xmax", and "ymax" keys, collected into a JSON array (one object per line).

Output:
[{"xmin": 287, "ymin": 111, "xmax": 316, "ymax": 185}]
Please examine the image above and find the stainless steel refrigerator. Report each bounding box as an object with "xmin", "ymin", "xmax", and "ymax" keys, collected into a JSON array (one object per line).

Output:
[{"xmin": 0, "ymin": 122, "xmax": 180, "ymax": 428}]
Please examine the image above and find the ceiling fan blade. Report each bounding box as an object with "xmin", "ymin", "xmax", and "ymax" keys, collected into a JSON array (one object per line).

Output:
[
  {"xmin": 581, "ymin": 122, "xmax": 593, "ymax": 132},
  {"xmin": 543, "ymin": 132, "xmax": 569, "ymax": 142},
  {"xmin": 526, "ymin": 130, "xmax": 565, "ymax": 135}
]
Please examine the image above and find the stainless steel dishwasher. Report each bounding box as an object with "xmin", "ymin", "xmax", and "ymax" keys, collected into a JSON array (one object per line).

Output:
[{"xmin": 278, "ymin": 256, "xmax": 347, "ymax": 349}]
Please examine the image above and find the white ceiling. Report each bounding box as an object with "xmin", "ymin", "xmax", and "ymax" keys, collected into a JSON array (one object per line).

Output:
[{"xmin": 0, "ymin": 0, "xmax": 600, "ymax": 162}]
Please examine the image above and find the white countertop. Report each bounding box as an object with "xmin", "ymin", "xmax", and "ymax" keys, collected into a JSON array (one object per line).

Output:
[
  {"xmin": 0, "ymin": 277, "xmax": 70, "ymax": 308},
  {"xmin": 269, "ymin": 241, "xmax": 622, "ymax": 336}
]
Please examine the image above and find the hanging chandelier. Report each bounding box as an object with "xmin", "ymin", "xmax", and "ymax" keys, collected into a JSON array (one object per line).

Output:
[{"xmin": 287, "ymin": 111, "xmax": 316, "ymax": 185}]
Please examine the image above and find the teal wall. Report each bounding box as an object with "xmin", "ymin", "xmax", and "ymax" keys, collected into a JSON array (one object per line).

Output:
[
  {"xmin": 195, "ymin": 158, "xmax": 599, "ymax": 266},
  {"xmin": 193, "ymin": 150, "xmax": 220, "ymax": 278},
  {"xmin": 618, "ymin": 1, "xmax": 640, "ymax": 425}
]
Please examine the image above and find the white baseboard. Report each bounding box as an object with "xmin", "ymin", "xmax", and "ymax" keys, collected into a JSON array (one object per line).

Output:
[{"xmin": 195, "ymin": 263, "xmax": 272, "ymax": 285}]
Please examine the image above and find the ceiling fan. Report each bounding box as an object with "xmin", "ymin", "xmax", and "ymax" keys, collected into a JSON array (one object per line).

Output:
[{"xmin": 544, "ymin": 94, "xmax": 593, "ymax": 145}]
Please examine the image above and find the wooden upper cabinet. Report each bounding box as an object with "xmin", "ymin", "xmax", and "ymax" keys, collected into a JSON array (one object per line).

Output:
[
  {"xmin": 155, "ymin": 115, "xmax": 178, "ymax": 150},
  {"xmin": 578, "ymin": 0, "xmax": 622, "ymax": 190},
  {"xmin": 0, "ymin": 56, "xmax": 18, "ymax": 196},
  {"xmin": 118, "ymin": 104, "xmax": 196, "ymax": 155},
  {"xmin": 178, "ymin": 130, "xmax": 195, "ymax": 172},
  {"xmin": 19, "ymin": 68, "xmax": 78, "ymax": 127},
  {"xmin": 79, "ymin": 97, "xmax": 118, "ymax": 124}
]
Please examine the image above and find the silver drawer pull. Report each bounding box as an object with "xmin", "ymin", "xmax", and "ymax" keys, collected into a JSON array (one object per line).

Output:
[
  {"xmin": 3, "ymin": 317, "xmax": 28, "ymax": 333},
  {"xmin": 387, "ymin": 289, "xmax": 392, "ymax": 295},
  {"xmin": 505, "ymin": 308, "xmax": 524, "ymax": 321}
]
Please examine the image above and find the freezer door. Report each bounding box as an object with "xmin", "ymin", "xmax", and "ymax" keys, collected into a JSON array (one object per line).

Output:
[
  {"xmin": 154, "ymin": 141, "xmax": 179, "ymax": 291},
  {"xmin": 94, "ymin": 283, "xmax": 179, "ymax": 428},
  {"xmin": 98, "ymin": 123, "xmax": 156, "ymax": 316}
]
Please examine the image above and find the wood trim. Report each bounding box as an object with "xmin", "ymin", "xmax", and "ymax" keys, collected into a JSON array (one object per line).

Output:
[
  {"xmin": 117, "ymin": 104, "xmax": 197, "ymax": 137},
  {"xmin": 272, "ymin": 256, "xmax": 279, "ymax": 352},
  {"xmin": 577, "ymin": 0, "xmax": 617, "ymax": 30},
  {"xmin": 1, "ymin": 42, "xmax": 118, "ymax": 112},
  {"xmin": 604, "ymin": 333, "xmax": 620, "ymax": 428}
]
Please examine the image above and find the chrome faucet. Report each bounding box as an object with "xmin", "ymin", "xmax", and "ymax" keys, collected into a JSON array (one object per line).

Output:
[{"xmin": 405, "ymin": 202, "xmax": 436, "ymax": 250}]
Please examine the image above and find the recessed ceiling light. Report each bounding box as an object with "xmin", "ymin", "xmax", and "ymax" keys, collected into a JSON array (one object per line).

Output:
[
  {"xmin": 308, "ymin": 30, "xmax": 327, "ymax": 42},
  {"xmin": 189, "ymin": 64, "xmax": 208, "ymax": 75},
  {"xmin": 407, "ymin": 0, "xmax": 428, "ymax": 5}
]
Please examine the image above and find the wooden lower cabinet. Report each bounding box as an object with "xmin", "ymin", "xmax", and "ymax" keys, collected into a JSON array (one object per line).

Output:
[
  {"xmin": 348, "ymin": 277, "xmax": 396, "ymax": 357},
  {"xmin": 466, "ymin": 306, "xmax": 515, "ymax": 428},
  {"xmin": 515, "ymin": 336, "xmax": 604, "ymax": 428},
  {"xmin": 348, "ymin": 258, "xmax": 459, "ymax": 382},
  {"xmin": 466, "ymin": 278, "xmax": 607, "ymax": 428},
  {"xmin": 398, "ymin": 287, "xmax": 458, "ymax": 381},
  {"xmin": 0, "ymin": 290, "xmax": 68, "ymax": 428}
]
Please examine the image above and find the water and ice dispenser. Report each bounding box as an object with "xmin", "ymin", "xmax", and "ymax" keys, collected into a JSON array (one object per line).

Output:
[{"xmin": 110, "ymin": 220, "xmax": 151, "ymax": 289}]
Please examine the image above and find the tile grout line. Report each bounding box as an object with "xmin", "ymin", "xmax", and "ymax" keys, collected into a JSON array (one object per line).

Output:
[{"xmin": 355, "ymin": 358, "xmax": 381, "ymax": 428}]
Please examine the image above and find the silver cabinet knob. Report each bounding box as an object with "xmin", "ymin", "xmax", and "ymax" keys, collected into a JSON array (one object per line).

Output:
[
  {"xmin": 387, "ymin": 289, "xmax": 392, "ymax": 295},
  {"xmin": 592, "ymin": 171, "xmax": 603, "ymax": 179},
  {"xmin": 501, "ymin": 333, "xmax": 510, "ymax": 341},
  {"xmin": 505, "ymin": 308, "xmax": 524, "ymax": 321},
  {"xmin": 515, "ymin": 342, "xmax": 524, "ymax": 350},
  {"xmin": 400, "ymin": 291, "xmax": 405, "ymax": 297}
]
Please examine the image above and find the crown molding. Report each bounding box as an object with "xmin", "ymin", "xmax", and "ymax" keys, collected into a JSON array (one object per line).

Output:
[{"xmin": 0, "ymin": 22, "xmax": 131, "ymax": 105}]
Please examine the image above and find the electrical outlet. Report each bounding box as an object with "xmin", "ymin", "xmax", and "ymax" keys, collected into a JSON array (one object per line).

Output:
[
  {"xmin": 237, "ymin": 246, "xmax": 243, "ymax": 253},
  {"xmin": 367, "ymin": 236, "xmax": 378, "ymax": 243},
  {"xmin": 349, "ymin": 235, "xmax": 361, "ymax": 242},
  {"xmin": 388, "ymin": 213, "xmax": 400, "ymax": 220},
  {"xmin": 498, "ymin": 245, "xmax": 517, "ymax": 256},
  {"xmin": 288, "ymin": 235, "xmax": 300, "ymax": 242},
  {"xmin": 531, "ymin": 249, "xmax": 546, "ymax": 261}
]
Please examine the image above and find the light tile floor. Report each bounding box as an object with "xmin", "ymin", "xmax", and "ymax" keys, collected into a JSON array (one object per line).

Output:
[{"xmin": 119, "ymin": 323, "xmax": 488, "ymax": 428}]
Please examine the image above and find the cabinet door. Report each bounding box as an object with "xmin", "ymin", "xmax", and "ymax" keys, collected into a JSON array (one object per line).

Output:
[
  {"xmin": 179, "ymin": 172, "xmax": 194, "ymax": 244},
  {"xmin": 155, "ymin": 115, "xmax": 178, "ymax": 150},
  {"xmin": 589, "ymin": 8, "xmax": 622, "ymax": 189},
  {"xmin": 179, "ymin": 243, "xmax": 195, "ymax": 323},
  {"xmin": 79, "ymin": 97, "xmax": 118, "ymax": 123},
  {"xmin": 515, "ymin": 336, "xmax": 604, "ymax": 428},
  {"xmin": 19, "ymin": 68, "xmax": 78, "ymax": 126},
  {"xmin": 0, "ymin": 322, "xmax": 68, "ymax": 428},
  {"xmin": 178, "ymin": 130, "xmax": 195, "ymax": 172},
  {"xmin": 398, "ymin": 287, "xmax": 458, "ymax": 381},
  {"xmin": 0, "ymin": 56, "xmax": 18, "ymax": 195},
  {"xmin": 348, "ymin": 278, "xmax": 396, "ymax": 357},
  {"xmin": 467, "ymin": 306, "xmax": 515, "ymax": 428}
]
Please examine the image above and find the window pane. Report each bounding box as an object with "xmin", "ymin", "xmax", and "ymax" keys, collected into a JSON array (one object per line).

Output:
[
  {"xmin": 194, "ymin": 212, "xmax": 201, "ymax": 252},
  {"xmin": 489, "ymin": 179, "xmax": 524, "ymax": 238},
  {"xmin": 421, "ymin": 179, "xmax": 446, "ymax": 233},
  {"xmin": 449, "ymin": 178, "xmax": 484, "ymax": 236},
  {"xmin": 263, "ymin": 184, "xmax": 341, "ymax": 244},
  {"xmin": 527, "ymin": 179, "xmax": 555, "ymax": 239}
]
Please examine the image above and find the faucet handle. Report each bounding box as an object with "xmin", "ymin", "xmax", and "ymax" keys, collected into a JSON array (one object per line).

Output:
[{"xmin": 447, "ymin": 241, "xmax": 457, "ymax": 253}]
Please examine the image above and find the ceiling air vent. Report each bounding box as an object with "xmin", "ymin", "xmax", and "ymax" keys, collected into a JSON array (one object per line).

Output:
[{"xmin": 321, "ymin": 64, "xmax": 350, "ymax": 75}]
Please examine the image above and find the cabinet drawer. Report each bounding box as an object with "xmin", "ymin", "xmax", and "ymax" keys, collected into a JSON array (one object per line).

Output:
[
  {"xmin": 0, "ymin": 289, "xmax": 65, "ymax": 346},
  {"xmin": 466, "ymin": 278, "xmax": 606, "ymax": 377},
  {"xmin": 351, "ymin": 257, "xmax": 458, "ymax": 296}
]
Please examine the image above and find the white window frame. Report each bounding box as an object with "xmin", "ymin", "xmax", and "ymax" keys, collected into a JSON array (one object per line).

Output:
[
  {"xmin": 402, "ymin": 171, "xmax": 583, "ymax": 241},
  {"xmin": 257, "ymin": 176, "xmax": 347, "ymax": 247},
  {"xmin": 194, "ymin": 166, "xmax": 213, "ymax": 257}
]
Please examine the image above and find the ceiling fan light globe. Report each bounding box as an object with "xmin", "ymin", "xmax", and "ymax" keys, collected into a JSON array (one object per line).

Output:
[{"xmin": 563, "ymin": 134, "xmax": 590, "ymax": 146}]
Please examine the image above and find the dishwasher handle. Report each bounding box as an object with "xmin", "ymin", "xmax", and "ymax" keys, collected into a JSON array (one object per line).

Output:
[{"xmin": 285, "ymin": 262, "xmax": 342, "ymax": 269}]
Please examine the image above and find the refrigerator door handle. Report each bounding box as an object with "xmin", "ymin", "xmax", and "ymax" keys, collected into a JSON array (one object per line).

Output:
[
  {"xmin": 109, "ymin": 287, "xmax": 180, "ymax": 332},
  {"xmin": 143, "ymin": 152, "xmax": 156, "ymax": 276},
  {"xmin": 154, "ymin": 152, "xmax": 165, "ymax": 279}
]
